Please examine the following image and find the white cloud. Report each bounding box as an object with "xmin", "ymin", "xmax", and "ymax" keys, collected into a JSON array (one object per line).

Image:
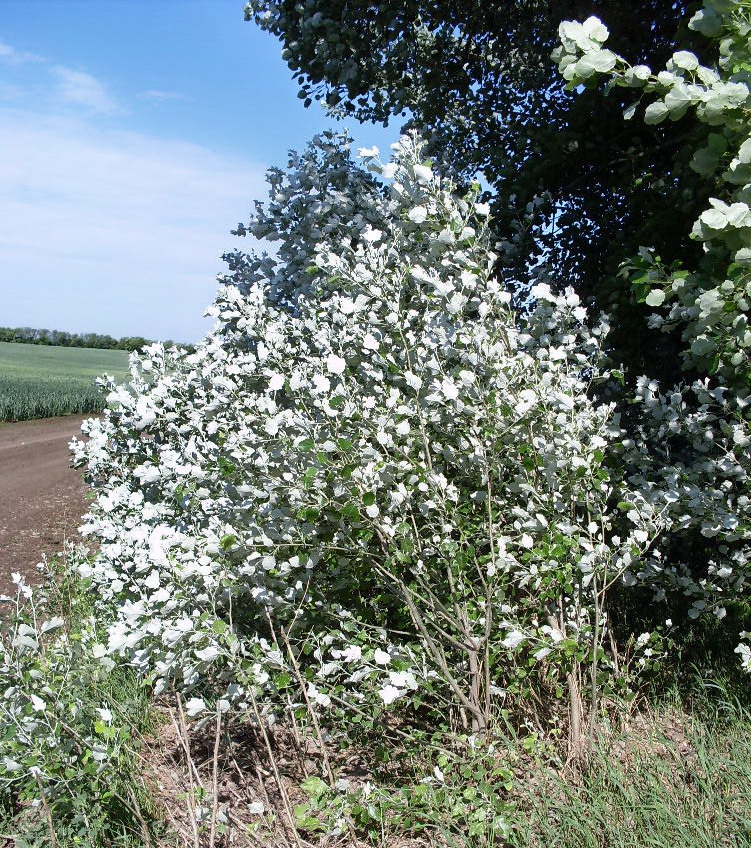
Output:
[
  {"xmin": 0, "ymin": 38, "xmax": 44, "ymax": 65},
  {"xmin": 52, "ymin": 66, "xmax": 123, "ymax": 115},
  {"xmin": 0, "ymin": 109, "xmax": 267, "ymax": 341}
]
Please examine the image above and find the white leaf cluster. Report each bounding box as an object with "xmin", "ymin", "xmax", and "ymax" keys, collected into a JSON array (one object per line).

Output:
[
  {"xmin": 624, "ymin": 379, "xmax": 751, "ymax": 626},
  {"xmin": 555, "ymin": 2, "xmax": 751, "ymax": 384},
  {"xmin": 69, "ymin": 132, "xmax": 676, "ymax": 718},
  {"xmin": 70, "ymin": 126, "xmax": 751, "ymax": 733}
]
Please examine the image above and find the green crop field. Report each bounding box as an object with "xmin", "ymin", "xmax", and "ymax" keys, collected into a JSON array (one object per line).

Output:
[{"xmin": 0, "ymin": 342, "xmax": 130, "ymax": 421}]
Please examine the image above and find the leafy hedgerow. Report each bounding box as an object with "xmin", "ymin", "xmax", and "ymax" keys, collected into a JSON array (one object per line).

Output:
[
  {"xmin": 68, "ymin": 126, "xmax": 749, "ymax": 764},
  {"xmin": 554, "ymin": 0, "xmax": 751, "ymax": 668},
  {"xmin": 67, "ymin": 132, "xmax": 667, "ymax": 752},
  {"xmin": 3, "ymin": 6, "xmax": 751, "ymax": 844}
]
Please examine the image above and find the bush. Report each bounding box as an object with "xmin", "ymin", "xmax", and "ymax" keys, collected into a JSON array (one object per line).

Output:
[
  {"xmin": 71, "ymin": 133, "xmax": 683, "ymax": 757},
  {"xmin": 0, "ymin": 559, "xmax": 159, "ymax": 846}
]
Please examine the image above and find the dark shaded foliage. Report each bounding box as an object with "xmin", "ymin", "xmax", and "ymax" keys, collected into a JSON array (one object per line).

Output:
[{"xmin": 249, "ymin": 0, "xmax": 706, "ymax": 380}]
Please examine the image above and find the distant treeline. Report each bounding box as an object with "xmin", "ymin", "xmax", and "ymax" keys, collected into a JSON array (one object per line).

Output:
[{"xmin": 0, "ymin": 326, "xmax": 195, "ymax": 353}]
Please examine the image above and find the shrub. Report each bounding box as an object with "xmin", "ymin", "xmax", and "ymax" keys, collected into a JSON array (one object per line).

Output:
[
  {"xmin": 0, "ymin": 561, "xmax": 158, "ymax": 845},
  {"xmin": 72, "ymin": 134, "xmax": 676, "ymax": 754}
]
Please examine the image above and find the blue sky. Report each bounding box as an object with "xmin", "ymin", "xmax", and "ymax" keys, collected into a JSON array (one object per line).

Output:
[{"xmin": 0, "ymin": 0, "xmax": 399, "ymax": 342}]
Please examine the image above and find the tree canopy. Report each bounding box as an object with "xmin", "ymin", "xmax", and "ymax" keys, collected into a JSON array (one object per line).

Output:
[{"xmin": 248, "ymin": 0, "xmax": 710, "ymax": 379}]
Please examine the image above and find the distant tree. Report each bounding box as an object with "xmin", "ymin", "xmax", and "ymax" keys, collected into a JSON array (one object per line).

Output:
[
  {"xmin": 0, "ymin": 327, "xmax": 162, "ymax": 352},
  {"xmin": 116, "ymin": 336, "xmax": 150, "ymax": 352}
]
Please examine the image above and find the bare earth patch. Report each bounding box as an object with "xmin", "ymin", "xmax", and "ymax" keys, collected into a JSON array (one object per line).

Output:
[
  {"xmin": 0, "ymin": 414, "xmax": 91, "ymax": 598},
  {"xmin": 144, "ymin": 704, "xmax": 429, "ymax": 848}
]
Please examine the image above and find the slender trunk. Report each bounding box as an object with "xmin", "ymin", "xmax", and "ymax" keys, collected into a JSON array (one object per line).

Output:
[
  {"xmin": 547, "ymin": 613, "xmax": 583, "ymax": 758},
  {"xmin": 567, "ymin": 667, "xmax": 583, "ymax": 757},
  {"xmin": 467, "ymin": 643, "xmax": 486, "ymax": 733},
  {"xmin": 589, "ymin": 583, "xmax": 601, "ymax": 746}
]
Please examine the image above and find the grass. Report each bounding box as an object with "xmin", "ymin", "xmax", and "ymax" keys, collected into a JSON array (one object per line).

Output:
[
  {"xmin": 140, "ymin": 689, "xmax": 751, "ymax": 848},
  {"xmin": 503, "ymin": 617, "xmax": 751, "ymax": 848},
  {"xmin": 3, "ymin": 558, "xmax": 750, "ymax": 847},
  {"xmin": 507, "ymin": 703, "xmax": 751, "ymax": 847},
  {"xmin": 0, "ymin": 342, "xmax": 129, "ymax": 421}
]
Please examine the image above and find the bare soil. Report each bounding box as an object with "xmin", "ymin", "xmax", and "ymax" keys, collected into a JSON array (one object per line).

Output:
[{"xmin": 0, "ymin": 415, "xmax": 91, "ymax": 599}]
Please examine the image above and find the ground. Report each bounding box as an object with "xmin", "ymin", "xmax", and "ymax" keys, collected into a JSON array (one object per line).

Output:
[{"xmin": 0, "ymin": 415, "xmax": 90, "ymax": 599}]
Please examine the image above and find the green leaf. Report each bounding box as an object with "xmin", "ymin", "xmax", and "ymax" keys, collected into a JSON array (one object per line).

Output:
[
  {"xmin": 301, "ymin": 776, "xmax": 329, "ymax": 800},
  {"xmin": 303, "ymin": 467, "xmax": 317, "ymax": 484},
  {"xmin": 672, "ymin": 51, "xmax": 698, "ymax": 72},
  {"xmin": 341, "ymin": 502, "xmax": 360, "ymax": 521},
  {"xmin": 691, "ymin": 147, "xmax": 721, "ymax": 176},
  {"xmin": 644, "ymin": 101, "xmax": 669, "ymax": 124},
  {"xmin": 576, "ymin": 49, "xmax": 617, "ymax": 76},
  {"xmin": 294, "ymin": 803, "xmax": 325, "ymax": 831},
  {"xmin": 689, "ymin": 7, "xmax": 723, "ymax": 37},
  {"xmin": 738, "ymin": 137, "xmax": 751, "ymax": 164},
  {"xmin": 220, "ymin": 534, "xmax": 236, "ymax": 550},
  {"xmin": 94, "ymin": 721, "xmax": 117, "ymax": 740}
]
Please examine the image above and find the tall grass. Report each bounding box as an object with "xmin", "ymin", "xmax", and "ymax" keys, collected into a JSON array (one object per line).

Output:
[
  {"xmin": 507, "ymin": 702, "xmax": 751, "ymax": 848},
  {"xmin": 0, "ymin": 375, "xmax": 107, "ymax": 420}
]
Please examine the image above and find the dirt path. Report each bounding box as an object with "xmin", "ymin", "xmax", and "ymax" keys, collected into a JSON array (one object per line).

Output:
[{"xmin": 0, "ymin": 415, "xmax": 91, "ymax": 599}]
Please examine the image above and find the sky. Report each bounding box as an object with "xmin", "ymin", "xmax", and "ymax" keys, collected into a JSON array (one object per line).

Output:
[{"xmin": 0, "ymin": 0, "xmax": 400, "ymax": 343}]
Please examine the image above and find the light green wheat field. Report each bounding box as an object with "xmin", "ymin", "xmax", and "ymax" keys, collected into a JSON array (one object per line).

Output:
[{"xmin": 0, "ymin": 342, "xmax": 130, "ymax": 421}]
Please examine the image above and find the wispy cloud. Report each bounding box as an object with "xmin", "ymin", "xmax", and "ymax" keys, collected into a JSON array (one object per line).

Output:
[
  {"xmin": 0, "ymin": 39, "xmax": 122, "ymax": 115},
  {"xmin": 0, "ymin": 34, "xmax": 270, "ymax": 341},
  {"xmin": 140, "ymin": 89, "xmax": 186, "ymax": 103},
  {"xmin": 0, "ymin": 109, "xmax": 267, "ymax": 341},
  {"xmin": 0, "ymin": 81, "xmax": 26, "ymax": 101},
  {"xmin": 52, "ymin": 66, "xmax": 123, "ymax": 115},
  {"xmin": 0, "ymin": 38, "xmax": 44, "ymax": 65}
]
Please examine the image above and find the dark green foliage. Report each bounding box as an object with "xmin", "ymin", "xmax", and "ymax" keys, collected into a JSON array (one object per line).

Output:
[
  {"xmin": 247, "ymin": 0, "xmax": 707, "ymax": 380},
  {"xmin": 0, "ymin": 326, "xmax": 153, "ymax": 351},
  {"xmin": 0, "ymin": 326, "xmax": 197, "ymax": 352}
]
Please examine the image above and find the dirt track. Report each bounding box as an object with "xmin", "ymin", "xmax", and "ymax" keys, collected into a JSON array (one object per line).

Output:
[{"xmin": 0, "ymin": 415, "xmax": 91, "ymax": 599}]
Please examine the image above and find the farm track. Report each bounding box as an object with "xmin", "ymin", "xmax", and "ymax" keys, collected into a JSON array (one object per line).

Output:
[{"xmin": 0, "ymin": 415, "xmax": 91, "ymax": 599}]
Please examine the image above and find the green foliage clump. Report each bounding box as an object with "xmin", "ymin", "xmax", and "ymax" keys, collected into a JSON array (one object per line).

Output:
[
  {"xmin": 0, "ymin": 560, "xmax": 161, "ymax": 847},
  {"xmin": 246, "ymin": 0, "xmax": 707, "ymax": 382},
  {"xmin": 554, "ymin": 1, "xmax": 751, "ymax": 387}
]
